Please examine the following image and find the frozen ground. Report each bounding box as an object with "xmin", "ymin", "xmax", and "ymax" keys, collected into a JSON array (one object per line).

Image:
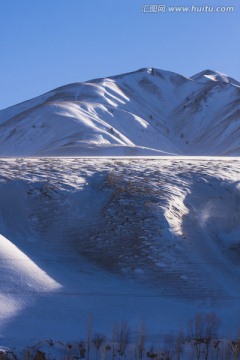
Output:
[{"xmin": 0, "ymin": 157, "xmax": 239, "ymax": 352}]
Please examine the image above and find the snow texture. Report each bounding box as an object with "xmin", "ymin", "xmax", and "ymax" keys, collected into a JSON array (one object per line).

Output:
[{"xmin": 0, "ymin": 158, "xmax": 239, "ymax": 349}]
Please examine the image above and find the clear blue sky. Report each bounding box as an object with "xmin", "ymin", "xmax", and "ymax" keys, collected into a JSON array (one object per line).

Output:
[{"xmin": 1, "ymin": 0, "xmax": 239, "ymax": 109}]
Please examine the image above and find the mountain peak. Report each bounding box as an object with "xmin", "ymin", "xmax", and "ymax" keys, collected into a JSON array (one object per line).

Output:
[{"xmin": 191, "ymin": 69, "xmax": 240, "ymax": 87}]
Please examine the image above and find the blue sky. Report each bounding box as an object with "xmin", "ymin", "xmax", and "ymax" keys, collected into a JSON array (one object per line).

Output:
[{"xmin": 1, "ymin": 0, "xmax": 239, "ymax": 109}]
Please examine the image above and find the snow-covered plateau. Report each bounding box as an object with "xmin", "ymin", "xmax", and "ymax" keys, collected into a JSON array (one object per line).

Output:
[{"xmin": 0, "ymin": 157, "xmax": 239, "ymax": 355}]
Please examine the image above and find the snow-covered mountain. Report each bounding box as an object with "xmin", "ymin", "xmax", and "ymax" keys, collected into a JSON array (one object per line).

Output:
[{"xmin": 0, "ymin": 68, "xmax": 240, "ymax": 156}]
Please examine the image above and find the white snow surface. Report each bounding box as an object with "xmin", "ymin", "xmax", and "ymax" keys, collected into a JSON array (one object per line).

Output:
[
  {"xmin": 0, "ymin": 68, "xmax": 240, "ymax": 157},
  {"xmin": 0, "ymin": 157, "xmax": 240, "ymax": 349}
]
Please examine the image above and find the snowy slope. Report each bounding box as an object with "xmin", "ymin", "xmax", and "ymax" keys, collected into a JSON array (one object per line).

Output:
[
  {"xmin": 0, "ymin": 158, "xmax": 240, "ymax": 349},
  {"xmin": 0, "ymin": 233, "xmax": 61, "ymax": 324},
  {"xmin": 0, "ymin": 68, "xmax": 240, "ymax": 156}
]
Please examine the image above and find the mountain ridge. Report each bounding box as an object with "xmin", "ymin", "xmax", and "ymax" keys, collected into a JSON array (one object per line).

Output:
[{"xmin": 0, "ymin": 68, "xmax": 239, "ymax": 156}]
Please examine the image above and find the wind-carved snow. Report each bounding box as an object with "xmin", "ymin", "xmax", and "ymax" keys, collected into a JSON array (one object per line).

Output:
[
  {"xmin": 0, "ymin": 234, "xmax": 61, "ymax": 292},
  {"xmin": 0, "ymin": 67, "xmax": 240, "ymax": 156},
  {"xmin": 0, "ymin": 233, "xmax": 61, "ymax": 327},
  {"xmin": 163, "ymin": 184, "xmax": 189, "ymax": 238},
  {"xmin": 0, "ymin": 158, "xmax": 239, "ymax": 344}
]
